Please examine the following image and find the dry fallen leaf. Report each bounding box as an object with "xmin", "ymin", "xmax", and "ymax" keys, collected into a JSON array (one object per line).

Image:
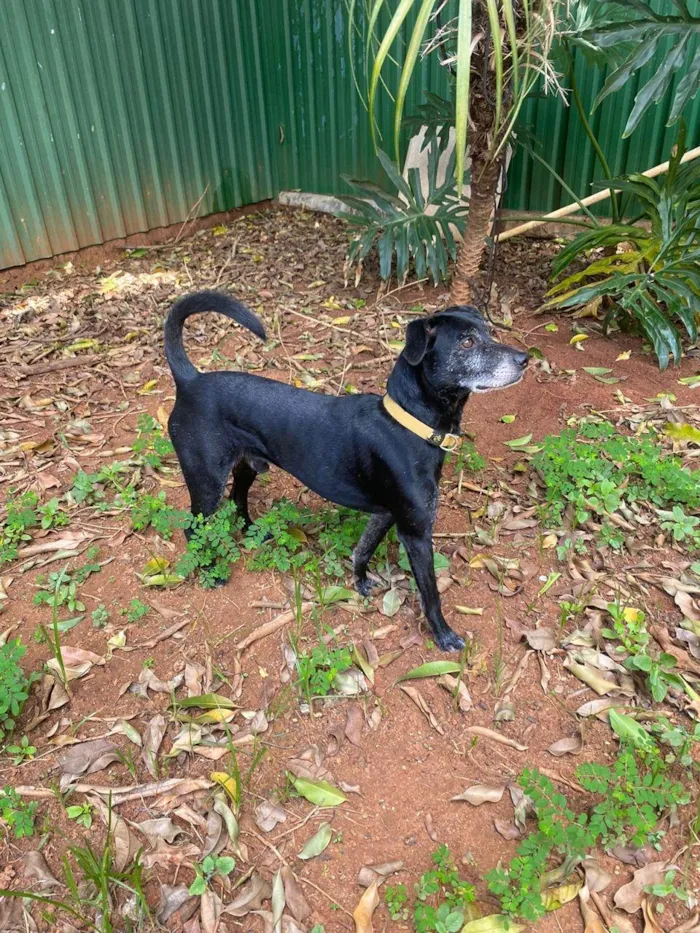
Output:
[
  {"xmin": 579, "ymin": 884, "xmax": 606, "ymax": 933},
  {"xmin": 281, "ymin": 866, "xmax": 311, "ymax": 923},
  {"xmin": 141, "ymin": 713, "xmax": 166, "ymax": 779},
  {"xmin": 465, "ymin": 726, "xmax": 527, "ymax": 751},
  {"xmin": 353, "ymin": 879, "xmax": 380, "ymax": 933},
  {"xmin": 547, "ymin": 732, "xmax": 583, "ymax": 757},
  {"xmin": 345, "ymin": 706, "xmax": 364, "ymax": 746},
  {"xmin": 130, "ymin": 817, "xmax": 183, "ymax": 847},
  {"xmin": 614, "ymin": 863, "xmax": 670, "ymax": 913},
  {"xmin": 58, "ymin": 739, "xmax": 120, "ymax": 788},
  {"xmin": 357, "ymin": 861, "xmax": 404, "ymax": 887},
  {"xmin": 255, "ymin": 800, "xmax": 287, "ymax": 833},
  {"xmin": 493, "ymin": 819, "xmax": 521, "ymax": 840},
  {"xmin": 452, "ymin": 784, "xmax": 505, "ymax": 805},
  {"xmin": 21, "ymin": 851, "xmax": 61, "ymax": 888},
  {"xmin": 399, "ymin": 684, "xmax": 445, "ymax": 735}
]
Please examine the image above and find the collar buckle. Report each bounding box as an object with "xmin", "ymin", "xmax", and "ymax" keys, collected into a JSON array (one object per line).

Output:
[{"xmin": 437, "ymin": 434, "xmax": 462, "ymax": 453}]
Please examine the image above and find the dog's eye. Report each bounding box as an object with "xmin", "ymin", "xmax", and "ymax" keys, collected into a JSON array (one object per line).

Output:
[{"xmin": 462, "ymin": 337, "xmax": 474, "ymax": 349}]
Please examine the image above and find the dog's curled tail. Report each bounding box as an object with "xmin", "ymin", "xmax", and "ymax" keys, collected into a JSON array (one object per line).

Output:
[{"xmin": 164, "ymin": 290, "xmax": 266, "ymax": 384}]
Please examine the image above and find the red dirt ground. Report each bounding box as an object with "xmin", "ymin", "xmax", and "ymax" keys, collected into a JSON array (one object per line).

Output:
[{"xmin": 0, "ymin": 208, "xmax": 698, "ymax": 933}]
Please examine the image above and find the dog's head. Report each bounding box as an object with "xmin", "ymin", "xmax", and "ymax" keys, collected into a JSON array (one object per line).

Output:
[{"xmin": 402, "ymin": 306, "xmax": 528, "ymax": 395}]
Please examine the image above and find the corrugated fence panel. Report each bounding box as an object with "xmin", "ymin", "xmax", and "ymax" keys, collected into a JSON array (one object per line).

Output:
[
  {"xmin": 0, "ymin": 0, "xmax": 697, "ymax": 268},
  {"xmin": 0, "ymin": 0, "xmax": 277, "ymax": 268}
]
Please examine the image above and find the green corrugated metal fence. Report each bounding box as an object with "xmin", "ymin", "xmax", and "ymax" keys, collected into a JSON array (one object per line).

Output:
[{"xmin": 0, "ymin": 0, "xmax": 697, "ymax": 269}]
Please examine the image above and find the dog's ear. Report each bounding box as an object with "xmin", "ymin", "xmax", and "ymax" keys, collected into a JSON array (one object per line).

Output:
[{"xmin": 404, "ymin": 319, "xmax": 436, "ymax": 366}]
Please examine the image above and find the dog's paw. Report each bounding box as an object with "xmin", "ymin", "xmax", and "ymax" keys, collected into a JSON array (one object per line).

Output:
[
  {"xmin": 354, "ymin": 575, "xmax": 374, "ymax": 598},
  {"xmin": 435, "ymin": 629, "xmax": 465, "ymax": 653}
]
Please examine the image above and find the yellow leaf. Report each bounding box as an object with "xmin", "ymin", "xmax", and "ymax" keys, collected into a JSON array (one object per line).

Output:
[
  {"xmin": 212, "ymin": 225, "xmax": 228, "ymax": 236},
  {"xmin": 288, "ymin": 527, "xmax": 308, "ymax": 543},
  {"xmin": 137, "ymin": 379, "xmax": 158, "ymax": 395},
  {"xmin": 462, "ymin": 916, "xmax": 524, "ymax": 933},
  {"xmin": 156, "ymin": 406, "xmax": 169, "ymax": 429},
  {"xmin": 98, "ymin": 272, "xmax": 123, "ymax": 294},
  {"xmin": 616, "ymin": 350, "xmax": 632, "ymax": 361},
  {"xmin": 332, "ymin": 315, "xmax": 352, "ymax": 325},
  {"xmin": 622, "ymin": 607, "xmax": 643, "ymax": 624},
  {"xmin": 388, "ymin": 340, "xmax": 405, "ymax": 352},
  {"xmin": 211, "ymin": 771, "xmax": 239, "ymax": 810},
  {"xmin": 542, "ymin": 878, "xmax": 583, "ymax": 911},
  {"xmin": 353, "ymin": 880, "xmax": 379, "ymax": 933},
  {"xmin": 64, "ymin": 339, "xmax": 100, "ymax": 353},
  {"xmin": 321, "ymin": 296, "xmax": 343, "ymax": 310},
  {"xmin": 144, "ymin": 556, "xmax": 169, "ymax": 574},
  {"xmin": 569, "ymin": 334, "xmax": 589, "ymax": 345},
  {"xmin": 541, "ymin": 533, "xmax": 558, "ymax": 549},
  {"xmin": 259, "ymin": 666, "xmax": 269, "ymax": 679},
  {"xmin": 665, "ymin": 423, "xmax": 700, "ymax": 444}
]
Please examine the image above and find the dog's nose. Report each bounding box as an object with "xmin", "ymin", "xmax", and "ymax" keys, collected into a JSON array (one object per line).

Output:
[{"xmin": 514, "ymin": 350, "xmax": 529, "ymax": 369}]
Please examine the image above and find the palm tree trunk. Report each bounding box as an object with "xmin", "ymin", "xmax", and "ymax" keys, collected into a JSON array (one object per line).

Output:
[{"xmin": 450, "ymin": 155, "xmax": 501, "ymax": 306}]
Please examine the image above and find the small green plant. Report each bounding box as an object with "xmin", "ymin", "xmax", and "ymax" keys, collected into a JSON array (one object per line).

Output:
[
  {"xmin": 91, "ymin": 605, "xmax": 110, "ymax": 629},
  {"xmin": 37, "ymin": 496, "xmax": 70, "ymax": 529},
  {"xmin": 176, "ymin": 500, "xmax": 244, "ymax": 587},
  {"xmin": 131, "ymin": 491, "xmax": 189, "ymax": 538},
  {"xmin": 123, "ymin": 598, "xmax": 150, "ymax": 624},
  {"xmin": 414, "ymin": 845, "xmax": 476, "ymax": 933},
  {"xmin": 489, "ymin": 740, "xmax": 690, "ymax": 921},
  {"xmin": 449, "ymin": 441, "xmax": 486, "ymax": 476},
  {"xmin": 0, "ymin": 785, "xmax": 38, "ymax": 838},
  {"xmin": 534, "ymin": 420, "xmax": 700, "ymax": 546},
  {"xmin": 189, "ymin": 855, "xmax": 236, "ymax": 896},
  {"xmin": 6, "ymin": 734, "xmax": 36, "ymax": 765},
  {"xmin": 579, "ymin": 746, "xmax": 689, "ymax": 849},
  {"xmin": 603, "ymin": 603, "xmax": 686, "ymax": 702},
  {"xmin": 487, "ymin": 770, "xmax": 591, "ymax": 922},
  {"xmin": 131, "ymin": 413, "xmax": 175, "ymax": 470},
  {"xmin": 659, "ymin": 505, "xmax": 700, "ymax": 548},
  {"xmin": 1, "ymin": 811, "xmax": 149, "ymax": 931},
  {"xmin": 0, "ymin": 490, "xmax": 40, "ymax": 564},
  {"xmin": 295, "ymin": 638, "xmax": 353, "ymax": 704},
  {"xmin": 385, "ymin": 883, "xmax": 409, "ymax": 922},
  {"xmin": 66, "ymin": 800, "xmax": 94, "ymax": 830},
  {"xmin": 33, "ymin": 549, "xmax": 101, "ymax": 614},
  {"xmin": 0, "ymin": 639, "xmax": 32, "ymax": 742}
]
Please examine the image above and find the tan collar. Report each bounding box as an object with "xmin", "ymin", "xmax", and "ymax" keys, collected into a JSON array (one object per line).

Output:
[{"xmin": 382, "ymin": 395, "xmax": 461, "ymax": 452}]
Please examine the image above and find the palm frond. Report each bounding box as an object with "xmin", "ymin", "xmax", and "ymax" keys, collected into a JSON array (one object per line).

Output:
[{"xmin": 336, "ymin": 142, "xmax": 467, "ymax": 285}]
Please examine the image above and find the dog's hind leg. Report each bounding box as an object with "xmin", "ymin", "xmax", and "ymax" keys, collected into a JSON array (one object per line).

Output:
[
  {"xmin": 353, "ymin": 512, "xmax": 393, "ymax": 597},
  {"xmin": 229, "ymin": 460, "xmax": 259, "ymax": 528},
  {"xmin": 396, "ymin": 521, "xmax": 465, "ymax": 653}
]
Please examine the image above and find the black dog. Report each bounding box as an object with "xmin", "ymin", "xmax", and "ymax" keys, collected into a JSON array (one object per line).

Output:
[{"xmin": 164, "ymin": 291, "xmax": 528, "ymax": 651}]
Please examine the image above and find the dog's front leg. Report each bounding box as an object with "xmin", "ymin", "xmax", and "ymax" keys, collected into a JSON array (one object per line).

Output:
[{"xmin": 397, "ymin": 524, "xmax": 465, "ymax": 652}]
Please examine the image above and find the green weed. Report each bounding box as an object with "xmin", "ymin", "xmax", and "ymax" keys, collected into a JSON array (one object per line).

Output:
[
  {"xmin": 295, "ymin": 636, "xmax": 353, "ymax": 705},
  {"xmin": 385, "ymin": 883, "xmax": 409, "ymax": 921},
  {"xmin": 6, "ymin": 734, "xmax": 36, "ymax": 765},
  {"xmin": 534, "ymin": 420, "xmax": 700, "ymax": 550},
  {"xmin": 0, "ymin": 638, "xmax": 33, "ymax": 742},
  {"xmin": 123, "ymin": 598, "xmax": 150, "ymax": 624},
  {"xmin": 176, "ymin": 500, "xmax": 244, "ymax": 587},
  {"xmin": 66, "ymin": 800, "xmax": 94, "ymax": 830},
  {"xmin": 131, "ymin": 413, "xmax": 174, "ymax": 470},
  {"xmin": 488, "ymin": 739, "xmax": 690, "ymax": 921},
  {"xmin": 414, "ymin": 845, "xmax": 476, "ymax": 933},
  {"xmin": 189, "ymin": 854, "xmax": 235, "ymax": 896},
  {"xmin": 603, "ymin": 603, "xmax": 686, "ymax": 703},
  {"xmin": 0, "ymin": 785, "xmax": 38, "ymax": 839}
]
